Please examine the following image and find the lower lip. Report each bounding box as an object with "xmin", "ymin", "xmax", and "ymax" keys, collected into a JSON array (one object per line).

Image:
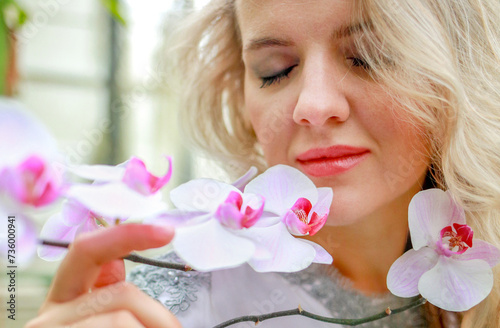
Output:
[{"xmin": 298, "ymin": 152, "xmax": 370, "ymax": 177}]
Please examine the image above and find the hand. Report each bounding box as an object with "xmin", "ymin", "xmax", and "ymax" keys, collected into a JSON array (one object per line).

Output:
[{"xmin": 26, "ymin": 224, "xmax": 182, "ymax": 328}]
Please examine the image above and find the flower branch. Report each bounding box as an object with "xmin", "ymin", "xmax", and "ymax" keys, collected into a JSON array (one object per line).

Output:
[
  {"xmin": 39, "ymin": 238, "xmax": 427, "ymax": 328},
  {"xmin": 213, "ymin": 297, "xmax": 427, "ymax": 328}
]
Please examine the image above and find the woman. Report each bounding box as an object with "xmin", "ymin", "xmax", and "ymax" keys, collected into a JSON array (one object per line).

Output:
[{"xmin": 27, "ymin": 0, "xmax": 500, "ymax": 327}]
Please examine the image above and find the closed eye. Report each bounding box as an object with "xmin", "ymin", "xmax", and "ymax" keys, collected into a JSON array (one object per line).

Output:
[
  {"xmin": 347, "ymin": 57, "xmax": 370, "ymax": 70},
  {"xmin": 260, "ymin": 65, "xmax": 297, "ymax": 88}
]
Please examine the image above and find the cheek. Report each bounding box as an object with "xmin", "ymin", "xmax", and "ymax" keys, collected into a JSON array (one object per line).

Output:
[
  {"xmin": 359, "ymin": 90, "xmax": 431, "ymax": 162},
  {"xmin": 353, "ymin": 84, "xmax": 431, "ymax": 184},
  {"xmin": 245, "ymin": 91, "xmax": 295, "ymax": 163},
  {"xmin": 370, "ymin": 110, "xmax": 431, "ymax": 191}
]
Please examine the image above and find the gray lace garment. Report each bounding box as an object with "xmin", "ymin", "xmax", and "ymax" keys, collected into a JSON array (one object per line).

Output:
[{"xmin": 128, "ymin": 252, "xmax": 433, "ymax": 327}]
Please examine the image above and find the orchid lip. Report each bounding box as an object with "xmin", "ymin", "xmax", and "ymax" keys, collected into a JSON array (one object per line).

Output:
[{"xmin": 296, "ymin": 145, "xmax": 370, "ymax": 162}]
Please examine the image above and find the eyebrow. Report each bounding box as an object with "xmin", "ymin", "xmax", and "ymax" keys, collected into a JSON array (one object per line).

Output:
[
  {"xmin": 332, "ymin": 21, "xmax": 370, "ymax": 39},
  {"xmin": 244, "ymin": 38, "xmax": 293, "ymax": 52},
  {"xmin": 244, "ymin": 21, "xmax": 371, "ymax": 52}
]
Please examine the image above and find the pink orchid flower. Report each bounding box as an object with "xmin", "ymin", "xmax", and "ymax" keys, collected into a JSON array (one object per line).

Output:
[
  {"xmin": 39, "ymin": 180, "xmax": 169, "ymax": 261},
  {"xmin": 146, "ymin": 167, "xmax": 266, "ymax": 271},
  {"xmin": 0, "ymin": 104, "xmax": 64, "ymax": 209},
  {"xmin": 0, "ymin": 155, "xmax": 63, "ymax": 207},
  {"xmin": 240, "ymin": 165, "xmax": 333, "ymax": 272},
  {"xmin": 387, "ymin": 189, "xmax": 500, "ymax": 311},
  {"xmin": 214, "ymin": 191, "xmax": 263, "ymax": 229},
  {"xmin": 0, "ymin": 103, "xmax": 63, "ymax": 265},
  {"xmin": 38, "ymin": 157, "xmax": 172, "ymax": 260},
  {"xmin": 68, "ymin": 156, "xmax": 172, "ymax": 196},
  {"xmin": 38, "ymin": 156, "xmax": 171, "ymax": 260}
]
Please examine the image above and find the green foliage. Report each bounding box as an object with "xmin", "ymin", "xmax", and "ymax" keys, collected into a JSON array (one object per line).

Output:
[
  {"xmin": 99, "ymin": 0, "xmax": 127, "ymax": 26},
  {"xmin": 0, "ymin": 0, "xmax": 27, "ymax": 95},
  {"xmin": 1, "ymin": 0, "xmax": 28, "ymax": 29},
  {"xmin": 0, "ymin": 0, "xmax": 126, "ymax": 95},
  {"xmin": 0, "ymin": 15, "xmax": 7, "ymax": 95}
]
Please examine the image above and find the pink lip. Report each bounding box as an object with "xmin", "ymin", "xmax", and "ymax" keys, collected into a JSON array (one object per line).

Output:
[{"xmin": 296, "ymin": 145, "xmax": 370, "ymax": 177}]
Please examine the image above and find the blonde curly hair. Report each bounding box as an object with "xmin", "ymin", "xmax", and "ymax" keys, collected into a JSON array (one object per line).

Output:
[{"xmin": 168, "ymin": 0, "xmax": 500, "ymax": 326}]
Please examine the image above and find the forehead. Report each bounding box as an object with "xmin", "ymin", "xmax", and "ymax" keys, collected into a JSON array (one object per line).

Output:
[{"xmin": 235, "ymin": 0, "xmax": 357, "ymax": 45}]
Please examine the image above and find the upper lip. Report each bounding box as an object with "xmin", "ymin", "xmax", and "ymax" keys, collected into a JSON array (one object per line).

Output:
[{"xmin": 296, "ymin": 145, "xmax": 370, "ymax": 161}]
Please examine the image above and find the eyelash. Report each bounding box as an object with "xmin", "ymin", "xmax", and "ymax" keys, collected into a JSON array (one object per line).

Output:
[
  {"xmin": 259, "ymin": 57, "xmax": 370, "ymax": 89},
  {"xmin": 260, "ymin": 65, "xmax": 296, "ymax": 88},
  {"xmin": 347, "ymin": 57, "xmax": 370, "ymax": 70}
]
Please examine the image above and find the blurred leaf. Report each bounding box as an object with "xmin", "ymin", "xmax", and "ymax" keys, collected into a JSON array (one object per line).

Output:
[
  {"xmin": 2, "ymin": 0, "xmax": 28, "ymax": 29},
  {"xmin": 99, "ymin": 0, "xmax": 127, "ymax": 26},
  {"xmin": 0, "ymin": 11, "xmax": 8, "ymax": 95},
  {"xmin": 14, "ymin": 4, "xmax": 27, "ymax": 26}
]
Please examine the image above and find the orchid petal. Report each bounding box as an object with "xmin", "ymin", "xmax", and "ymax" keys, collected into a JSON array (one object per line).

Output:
[
  {"xmin": 144, "ymin": 210, "xmax": 210, "ymax": 228},
  {"xmin": 244, "ymin": 165, "xmax": 318, "ymax": 215},
  {"xmin": 0, "ymin": 103, "xmax": 58, "ymax": 167},
  {"xmin": 307, "ymin": 187, "xmax": 333, "ymax": 236},
  {"xmin": 409, "ymin": 189, "xmax": 465, "ymax": 250},
  {"xmin": 387, "ymin": 247, "xmax": 439, "ymax": 297},
  {"xmin": 300, "ymin": 239, "xmax": 333, "ymax": 264},
  {"xmin": 122, "ymin": 156, "xmax": 172, "ymax": 195},
  {"xmin": 0, "ymin": 155, "xmax": 62, "ymax": 207},
  {"xmin": 283, "ymin": 209, "xmax": 310, "ymax": 235},
  {"xmin": 231, "ymin": 166, "xmax": 258, "ymax": 191},
  {"xmin": 170, "ymin": 179, "xmax": 240, "ymax": 212},
  {"xmin": 75, "ymin": 216, "xmax": 100, "ymax": 235},
  {"xmin": 251, "ymin": 244, "xmax": 273, "ymax": 261},
  {"xmin": 252, "ymin": 211, "xmax": 282, "ymax": 227},
  {"xmin": 419, "ymin": 257, "xmax": 493, "ymax": 312},
  {"xmin": 38, "ymin": 214, "xmax": 79, "ymax": 260},
  {"xmin": 291, "ymin": 197, "xmax": 312, "ymax": 213},
  {"xmin": 453, "ymin": 223, "xmax": 473, "ymax": 247},
  {"xmin": 68, "ymin": 183, "xmax": 167, "ymax": 219},
  {"xmin": 68, "ymin": 164, "xmax": 125, "ymax": 182},
  {"xmin": 308, "ymin": 212, "xmax": 328, "ymax": 236},
  {"xmin": 241, "ymin": 193, "xmax": 265, "ymax": 228},
  {"xmin": 458, "ymin": 240, "xmax": 500, "ymax": 268},
  {"xmin": 215, "ymin": 201, "xmax": 245, "ymax": 229},
  {"xmin": 312, "ymin": 187, "xmax": 333, "ymax": 218},
  {"xmin": 172, "ymin": 219, "xmax": 256, "ymax": 271},
  {"xmin": 243, "ymin": 223, "xmax": 316, "ymax": 272},
  {"xmin": 61, "ymin": 200, "xmax": 90, "ymax": 226}
]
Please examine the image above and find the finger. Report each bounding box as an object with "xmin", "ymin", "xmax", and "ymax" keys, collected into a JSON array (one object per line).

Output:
[
  {"xmin": 94, "ymin": 260, "xmax": 125, "ymax": 288},
  {"xmin": 45, "ymin": 282, "xmax": 182, "ymax": 328},
  {"xmin": 47, "ymin": 224, "xmax": 174, "ymax": 303},
  {"xmin": 68, "ymin": 310, "xmax": 145, "ymax": 328}
]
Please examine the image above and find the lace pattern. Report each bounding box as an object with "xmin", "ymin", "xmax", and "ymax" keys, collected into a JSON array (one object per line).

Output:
[
  {"xmin": 127, "ymin": 252, "xmax": 210, "ymax": 314},
  {"xmin": 128, "ymin": 253, "xmax": 438, "ymax": 327},
  {"xmin": 280, "ymin": 264, "xmax": 428, "ymax": 328}
]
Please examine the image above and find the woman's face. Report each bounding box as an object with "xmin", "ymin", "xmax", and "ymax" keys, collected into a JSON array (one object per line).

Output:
[{"xmin": 237, "ymin": 0, "xmax": 431, "ymax": 226}]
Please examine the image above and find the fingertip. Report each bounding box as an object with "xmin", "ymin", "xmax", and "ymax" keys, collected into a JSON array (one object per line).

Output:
[{"xmin": 151, "ymin": 225, "xmax": 175, "ymax": 240}]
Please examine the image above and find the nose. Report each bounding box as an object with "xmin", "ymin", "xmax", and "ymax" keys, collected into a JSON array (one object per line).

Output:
[{"xmin": 292, "ymin": 54, "xmax": 350, "ymax": 126}]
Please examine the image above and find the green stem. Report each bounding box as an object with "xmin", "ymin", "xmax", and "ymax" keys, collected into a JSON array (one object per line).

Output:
[{"xmin": 213, "ymin": 297, "xmax": 427, "ymax": 328}]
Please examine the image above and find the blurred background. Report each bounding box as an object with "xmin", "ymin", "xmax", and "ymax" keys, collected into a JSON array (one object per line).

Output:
[{"xmin": 0, "ymin": 0, "xmax": 233, "ymax": 326}]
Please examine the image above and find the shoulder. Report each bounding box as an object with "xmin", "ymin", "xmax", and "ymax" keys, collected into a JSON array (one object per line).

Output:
[{"xmin": 127, "ymin": 252, "xmax": 211, "ymax": 315}]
